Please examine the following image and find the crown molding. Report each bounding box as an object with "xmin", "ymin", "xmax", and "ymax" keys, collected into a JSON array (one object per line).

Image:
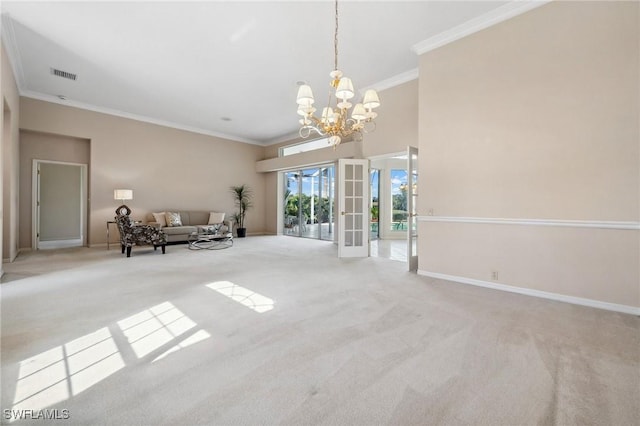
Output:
[
  {"xmin": 1, "ymin": 13, "xmax": 26, "ymax": 91},
  {"xmin": 20, "ymin": 91, "xmax": 263, "ymax": 146},
  {"xmin": 362, "ymin": 68, "xmax": 418, "ymax": 94},
  {"xmin": 412, "ymin": 0, "xmax": 552, "ymax": 55}
]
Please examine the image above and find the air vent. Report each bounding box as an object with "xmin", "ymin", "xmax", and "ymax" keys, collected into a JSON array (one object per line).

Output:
[{"xmin": 50, "ymin": 68, "xmax": 77, "ymax": 81}]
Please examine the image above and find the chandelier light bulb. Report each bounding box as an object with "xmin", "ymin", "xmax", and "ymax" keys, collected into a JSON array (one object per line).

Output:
[
  {"xmin": 352, "ymin": 103, "xmax": 366, "ymax": 121},
  {"xmin": 297, "ymin": 105, "xmax": 316, "ymax": 116},
  {"xmin": 296, "ymin": 85, "xmax": 315, "ymax": 105},
  {"xmin": 335, "ymin": 77, "xmax": 354, "ymax": 100},
  {"xmin": 363, "ymin": 89, "xmax": 380, "ymax": 109}
]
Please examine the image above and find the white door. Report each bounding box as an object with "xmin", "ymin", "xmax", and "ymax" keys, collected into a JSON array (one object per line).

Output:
[
  {"xmin": 33, "ymin": 160, "xmax": 87, "ymax": 249},
  {"xmin": 338, "ymin": 159, "xmax": 369, "ymax": 258},
  {"xmin": 407, "ymin": 146, "xmax": 419, "ymax": 271}
]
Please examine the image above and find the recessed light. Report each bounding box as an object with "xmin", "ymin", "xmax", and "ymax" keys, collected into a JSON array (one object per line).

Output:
[
  {"xmin": 220, "ymin": 117, "xmax": 232, "ymax": 122},
  {"xmin": 296, "ymin": 80, "xmax": 307, "ymax": 86},
  {"xmin": 57, "ymin": 95, "xmax": 67, "ymax": 100}
]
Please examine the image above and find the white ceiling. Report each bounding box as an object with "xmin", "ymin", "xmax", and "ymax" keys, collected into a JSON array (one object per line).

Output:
[{"xmin": 2, "ymin": 1, "xmax": 539, "ymax": 145}]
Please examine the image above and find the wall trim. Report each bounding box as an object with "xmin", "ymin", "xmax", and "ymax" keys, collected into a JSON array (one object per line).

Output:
[
  {"xmin": 362, "ymin": 68, "xmax": 419, "ymax": 93},
  {"xmin": 418, "ymin": 216, "xmax": 640, "ymax": 230},
  {"xmin": 20, "ymin": 91, "xmax": 263, "ymax": 146},
  {"xmin": 418, "ymin": 270, "xmax": 640, "ymax": 316},
  {"xmin": 412, "ymin": 0, "xmax": 551, "ymax": 55}
]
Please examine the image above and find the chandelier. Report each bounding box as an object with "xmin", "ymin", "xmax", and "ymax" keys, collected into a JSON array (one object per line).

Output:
[{"xmin": 296, "ymin": 0, "xmax": 380, "ymax": 148}]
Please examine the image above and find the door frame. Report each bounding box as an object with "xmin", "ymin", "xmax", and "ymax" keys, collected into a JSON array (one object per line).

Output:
[{"xmin": 32, "ymin": 159, "xmax": 88, "ymax": 250}]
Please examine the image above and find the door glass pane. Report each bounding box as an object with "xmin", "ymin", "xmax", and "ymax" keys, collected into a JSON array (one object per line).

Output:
[
  {"xmin": 301, "ymin": 168, "xmax": 319, "ymax": 239},
  {"xmin": 370, "ymin": 169, "xmax": 379, "ymax": 241},
  {"xmin": 345, "ymin": 164, "xmax": 353, "ymax": 180},
  {"xmin": 284, "ymin": 171, "xmax": 300, "ymax": 236},
  {"xmin": 284, "ymin": 166, "xmax": 334, "ymax": 241},
  {"xmin": 319, "ymin": 166, "xmax": 334, "ymax": 241},
  {"xmin": 345, "ymin": 181, "xmax": 354, "ymax": 196},
  {"xmin": 355, "ymin": 197, "xmax": 363, "ymax": 212},
  {"xmin": 354, "ymin": 231, "xmax": 363, "ymax": 246},
  {"xmin": 346, "ymin": 215, "xmax": 353, "ymax": 230},
  {"xmin": 354, "ymin": 214, "xmax": 362, "ymax": 229},
  {"xmin": 346, "ymin": 198, "xmax": 354, "ymax": 213},
  {"xmin": 390, "ymin": 169, "xmax": 408, "ymax": 231},
  {"xmin": 355, "ymin": 164, "xmax": 363, "ymax": 180},
  {"xmin": 345, "ymin": 231, "xmax": 353, "ymax": 246}
]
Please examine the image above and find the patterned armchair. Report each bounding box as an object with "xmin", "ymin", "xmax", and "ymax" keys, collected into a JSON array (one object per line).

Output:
[{"xmin": 115, "ymin": 206, "xmax": 167, "ymax": 257}]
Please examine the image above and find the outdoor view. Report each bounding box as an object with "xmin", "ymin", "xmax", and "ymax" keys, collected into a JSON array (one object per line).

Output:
[
  {"xmin": 370, "ymin": 169, "xmax": 379, "ymax": 240},
  {"xmin": 283, "ymin": 166, "xmax": 334, "ymax": 240},
  {"xmin": 282, "ymin": 166, "xmax": 409, "ymax": 240},
  {"xmin": 390, "ymin": 169, "xmax": 409, "ymax": 231}
]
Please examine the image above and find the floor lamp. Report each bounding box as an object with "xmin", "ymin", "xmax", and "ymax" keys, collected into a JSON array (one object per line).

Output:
[{"xmin": 114, "ymin": 189, "xmax": 133, "ymax": 216}]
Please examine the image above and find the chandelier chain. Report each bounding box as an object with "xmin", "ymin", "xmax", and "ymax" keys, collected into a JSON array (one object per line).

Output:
[{"xmin": 334, "ymin": 0, "xmax": 339, "ymax": 71}]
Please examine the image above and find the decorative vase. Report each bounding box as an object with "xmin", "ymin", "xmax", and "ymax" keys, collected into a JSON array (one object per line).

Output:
[{"xmin": 237, "ymin": 228, "xmax": 247, "ymax": 238}]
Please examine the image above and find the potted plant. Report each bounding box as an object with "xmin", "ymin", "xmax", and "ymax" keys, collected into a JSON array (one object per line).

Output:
[{"xmin": 230, "ymin": 184, "xmax": 253, "ymax": 237}]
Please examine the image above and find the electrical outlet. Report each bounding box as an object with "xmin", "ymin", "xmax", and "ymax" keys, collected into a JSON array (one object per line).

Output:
[
  {"xmin": 427, "ymin": 208, "xmax": 434, "ymax": 216},
  {"xmin": 491, "ymin": 271, "xmax": 499, "ymax": 281}
]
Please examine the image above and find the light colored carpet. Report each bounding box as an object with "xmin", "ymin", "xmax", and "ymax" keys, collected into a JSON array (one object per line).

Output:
[{"xmin": 1, "ymin": 236, "xmax": 638, "ymax": 425}]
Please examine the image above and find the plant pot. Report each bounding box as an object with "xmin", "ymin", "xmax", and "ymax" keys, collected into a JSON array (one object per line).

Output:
[{"xmin": 236, "ymin": 228, "xmax": 247, "ymax": 238}]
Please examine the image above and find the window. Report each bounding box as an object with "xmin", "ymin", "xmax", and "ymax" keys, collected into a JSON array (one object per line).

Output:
[{"xmin": 279, "ymin": 138, "xmax": 330, "ymax": 157}]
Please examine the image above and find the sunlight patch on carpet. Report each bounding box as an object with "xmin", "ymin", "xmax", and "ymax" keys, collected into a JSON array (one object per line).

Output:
[
  {"xmin": 117, "ymin": 302, "xmax": 200, "ymax": 358},
  {"xmin": 151, "ymin": 330, "xmax": 211, "ymax": 363},
  {"xmin": 12, "ymin": 327, "xmax": 125, "ymax": 417},
  {"xmin": 206, "ymin": 281, "xmax": 275, "ymax": 313}
]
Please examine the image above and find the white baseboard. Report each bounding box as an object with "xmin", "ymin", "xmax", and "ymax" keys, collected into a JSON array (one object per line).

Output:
[
  {"xmin": 417, "ymin": 270, "xmax": 640, "ymax": 316},
  {"xmin": 38, "ymin": 239, "xmax": 83, "ymax": 249}
]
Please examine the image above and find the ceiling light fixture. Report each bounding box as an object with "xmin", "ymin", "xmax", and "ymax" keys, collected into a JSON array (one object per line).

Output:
[{"xmin": 296, "ymin": 0, "xmax": 380, "ymax": 148}]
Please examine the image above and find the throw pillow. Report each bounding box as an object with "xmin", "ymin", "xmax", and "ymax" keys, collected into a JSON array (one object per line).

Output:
[
  {"xmin": 152, "ymin": 212, "xmax": 167, "ymax": 227},
  {"xmin": 166, "ymin": 211, "xmax": 183, "ymax": 227},
  {"xmin": 208, "ymin": 212, "xmax": 225, "ymax": 225}
]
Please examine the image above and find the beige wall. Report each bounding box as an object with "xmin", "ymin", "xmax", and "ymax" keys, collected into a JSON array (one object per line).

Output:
[
  {"xmin": 20, "ymin": 98, "xmax": 267, "ymax": 246},
  {"xmin": 362, "ymin": 79, "xmax": 418, "ymax": 158},
  {"xmin": 19, "ymin": 130, "xmax": 90, "ymax": 248},
  {"xmin": 1, "ymin": 41, "xmax": 20, "ymax": 264},
  {"xmin": 418, "ymin": 1, "xmax": 639, "ymax": 307}
]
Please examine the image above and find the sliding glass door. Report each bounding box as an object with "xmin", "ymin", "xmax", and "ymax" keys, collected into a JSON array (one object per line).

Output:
[{"xmin": 283, "ymin": 165, "xmax": 334, "ymax": 241}]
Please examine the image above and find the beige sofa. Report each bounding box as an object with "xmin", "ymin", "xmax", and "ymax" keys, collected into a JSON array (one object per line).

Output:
[{"xmin": 147, "ymin": 211, "xmax": 231, "ymax": 243}]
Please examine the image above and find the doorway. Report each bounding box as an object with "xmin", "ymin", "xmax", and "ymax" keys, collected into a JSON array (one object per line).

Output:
[
  {"xmin": 33, "ymin": 160, "xmax": 88, "ymax": 249},
  {"xmin": 283, "ymin": 165, "xmax": 334, "ymax": 241},
  {"xmin": 369, "ymin": 147, "xmax": 418, "ymax": 268}
]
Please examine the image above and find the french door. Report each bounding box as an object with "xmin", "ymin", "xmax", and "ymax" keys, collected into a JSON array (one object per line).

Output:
[{"xmin": 338, "ymin": 159, "xmax": 369, "ymax": 258}]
